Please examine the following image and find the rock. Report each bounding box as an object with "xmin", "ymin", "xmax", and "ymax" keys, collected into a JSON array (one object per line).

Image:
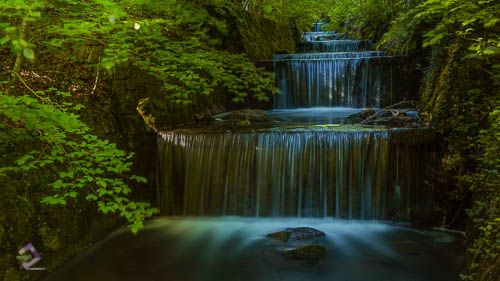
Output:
[
  {"xmin": 214, "ymin": 109, "xmax": 275, "ymax": 123},
  {"xmin": 285, "ymin": 245, "xmax": 326, "ymax": 260},
  {"xmin": 267, "ymin": 227, "xmax": 325, "ymax": 242},
  {"xmin": 347, "ymin": 109, "xmax": 376, "ymax": 123},
  {"xmin": 373, "ymin": 115, "xmax": 413, "ymax": 126}
]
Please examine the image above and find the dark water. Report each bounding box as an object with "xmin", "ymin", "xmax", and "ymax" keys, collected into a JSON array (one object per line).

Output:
[{"xmin": 43, "ymin": 218, "xmax": 464, "ymax": 281}]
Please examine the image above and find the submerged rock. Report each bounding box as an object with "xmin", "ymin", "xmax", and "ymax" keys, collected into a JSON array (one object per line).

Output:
[
  {"xmin": 285, "ymin": 245, "xmax": 326, "ymax": 260},
  {"xmin": 267, "ymin": 227, "xmax": 325, "ymax": 242},
  {"xmin": 213, "ymin": 109, "xmax": 275, "ymax": 123}
]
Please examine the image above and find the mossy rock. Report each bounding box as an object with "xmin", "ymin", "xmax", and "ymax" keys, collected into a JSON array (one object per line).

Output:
[
  {"xmin": 285, "ymin": 245, "xmax": 327, "ymax": 260},
  {"xmin": 389, "ymin": 128, "xmax": 437, "ymax": 145}
]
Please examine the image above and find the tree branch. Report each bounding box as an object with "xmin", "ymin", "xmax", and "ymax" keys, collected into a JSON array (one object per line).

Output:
[{"xmin": 361, "ymin": 100, "xmax": 418, "ymax": 124}]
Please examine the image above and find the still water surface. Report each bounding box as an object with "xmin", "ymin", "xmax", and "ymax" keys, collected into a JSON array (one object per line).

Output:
[{"xmin": 44, "ymin": 217, "xmax": 464, "ymax": 281}]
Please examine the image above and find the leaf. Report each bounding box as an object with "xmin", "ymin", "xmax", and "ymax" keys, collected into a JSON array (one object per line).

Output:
[
  {"xmin": 483, "ymin": 46, "xmax": 498, "ymax": 55},
  {"xmin": 0, "ymin": 36, "xmax": 10, "ymax": 44},
  {"xmin": 263, "ymin": 5, "xmax": 272, "ymax": 14},
  {"xmin": 23, "ymin": 48, "xmax": 34, "ymax": 60}
]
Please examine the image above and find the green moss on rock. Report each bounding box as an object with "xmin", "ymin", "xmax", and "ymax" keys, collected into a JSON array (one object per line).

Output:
[
  {"xmin": 2, "ymin": 268, "xmax": 21, "ymax": 281},
  {"xmin": 285, "ymin": 245, "xmax": 327, "ymax": 260}
]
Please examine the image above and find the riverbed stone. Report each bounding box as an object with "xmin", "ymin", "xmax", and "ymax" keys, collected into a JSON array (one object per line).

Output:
[
  {"xmin": 267, "ymin": 227, "xmax": 325, "ymax": 242},
  {"xmin": 285, "ymin": 245, "xmax": 326, "ymax": 260},
  {"xmin": 213, "ymin": 109, "xmax": 275, "ymax": 123}
]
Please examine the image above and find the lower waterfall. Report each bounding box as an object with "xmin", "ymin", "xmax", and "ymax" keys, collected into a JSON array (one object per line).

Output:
[{"xmin": 158, "ymin": 128, "xmax": 436, "ymax": 220}]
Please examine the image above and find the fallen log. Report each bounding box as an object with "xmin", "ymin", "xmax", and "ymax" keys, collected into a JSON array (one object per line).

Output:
[{"xmin": 361, "ymin": 100, "xmax": 418, "ymax": 125}]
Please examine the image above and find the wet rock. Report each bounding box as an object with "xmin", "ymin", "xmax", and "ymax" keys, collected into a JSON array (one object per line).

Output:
[
  {"xmin": 347, "ymin": 109, "xmax": 376, "ymax": 123},
  {"xmin": 373, "ymin": 115, "xmax": 413, "ymax": 126},
  {"xmin": 214, "ymin": 109, "xmax": 275, "ymax": 123},
  {"xmin": 285, "ymin": 245, "xmax": 326, "ymax": 260},
  {"xmin": 267, "ymin": 227, "xmax": 325, "ymax": 242}
]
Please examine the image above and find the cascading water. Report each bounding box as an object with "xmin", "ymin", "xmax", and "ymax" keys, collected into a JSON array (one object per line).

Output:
[
  {"xmin": 42, "ymin": 24, "xmax": 463, "ymax": 281},
  {"xmin": 273, "ymin": 53, "xmax": 393, "ymax": 108},
  {"xmin": 157, "ymin": 26, "xmax": 432, "ymax": 220},
  {"xmin": 275, "ymin": 31, "xmax": 399, "ymax": 109},
  {"xmin": 158, "ymin": 127, "xmax": 435, "ymax": 220}
]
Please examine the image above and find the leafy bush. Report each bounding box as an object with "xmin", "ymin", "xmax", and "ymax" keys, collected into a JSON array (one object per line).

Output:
[
  {"xmin": 380, "ymin": 1, "xmax": 499, "ymax": 280},
  {"xmin": 1, "ymin": 0, "xmax": 281, "ymax": 233},
  {"xmin": 327, "ymin": 0, "xmax": 407, "ymax": 41},
  {"xmin": 0, "ymin": 85, "xmax": 158, "ymax": 233},
  {"xmin": 460, "ymin": 109, "xmax": 500, "ymax": 281}
]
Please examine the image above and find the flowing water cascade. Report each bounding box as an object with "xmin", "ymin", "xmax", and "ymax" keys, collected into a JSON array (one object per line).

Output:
[
  {"xmin": 274, "ymin": 52, "xmax": 394, "ymax": 108},
  {"xmin": 158, "ymin": 28, "xmax": 433, "ymax": 221},
  {"xmin": 275, "ymin": 31, "xmax": 400, "ymax": 109},
  {"xmin": 41, "ymin": 25, "xmax": 462, "ymax": 281},
  {"xmin": 158, "ymin": 128, "xmax": 437, "ymax": 220}
]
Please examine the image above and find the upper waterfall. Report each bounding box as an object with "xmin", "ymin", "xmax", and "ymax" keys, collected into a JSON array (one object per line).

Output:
[{"xmin": 274, "ymin": 30, "xmax": 399, "ymax": 109}]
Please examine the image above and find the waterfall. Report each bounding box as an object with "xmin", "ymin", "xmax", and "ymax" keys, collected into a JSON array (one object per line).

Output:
[
  {"xmin": 275, "ymin": 31, "xmax": 402, "ymax": 109},
  {"xmin": 305, "ymin": 40, "xmax": 373, "ymax": 53},
  {"xmin": 158, "ymin": 128, "xmax": 434, "ymax": 220},
  {"xmin": 157, "ymin": 25, "xmax": 430, "ymax": 222},
  {"xmin": 274, "ymin": 53, "xmax": 393, "ymax": 109}
]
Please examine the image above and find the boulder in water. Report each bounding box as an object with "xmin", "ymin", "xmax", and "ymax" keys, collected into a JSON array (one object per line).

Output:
[
  {"xmin": 347, "ymin": 109, "xmax": 376, "ymax": 123},
  {"xmin": 267, "ymin": 227, "xmax": 325, "ymax": 242},
  {"xmin": 285, "ymin": 245, "xmax": 326, "ymax": 260}
]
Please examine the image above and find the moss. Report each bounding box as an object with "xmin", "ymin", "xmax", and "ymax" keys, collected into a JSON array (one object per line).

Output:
[
  {"xmin": 38, "ymin": 224, "xmax": 61, "ymax": 251},
  {"xmin": 0, "ymin": 172, "xmax": 122, "ymax": 281},
  {"xmin": 285, "ymin": 245, "xmax": 326, "ymax": 260},
  {"xmin": 215, "ymin": 6, "xmax": 295, "ymax": 60},
  {"xmin": 389, "ymin": 128, "xmax": 437, "ymax": 146},
  {"xmin": 2, "ymin": 268, "xmax": 21, "ymax": 281}
]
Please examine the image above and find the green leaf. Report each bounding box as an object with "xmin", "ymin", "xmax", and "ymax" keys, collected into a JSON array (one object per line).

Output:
[
  {"xmin": 23, "ymin": 48, "xmax": 34, "ymax": 60},
  {"xmin": 0, "ymin": 36, "xmax": 10, "ymax": 44},
  {"xmin": 483, "ymin": 46, "xmax": 498, "ymax": 55},
  {"xmin": 263, "ymin": 5, "xmax": 272, "ymax": 14}
]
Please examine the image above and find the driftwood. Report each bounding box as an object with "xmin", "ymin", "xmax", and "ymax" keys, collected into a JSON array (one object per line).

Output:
[{"xmin": 361, "ymin": 100, "xmax": 418, "ymax": 125}]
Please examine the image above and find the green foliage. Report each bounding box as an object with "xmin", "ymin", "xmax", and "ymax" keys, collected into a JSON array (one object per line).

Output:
[
  {"xmin": 0, "ymin": 0, "xmax": 282, "ymax": 235},
  {"xmin": 0, "ymin": 86, "xmax": 158, "ymax": 233},
  {"xmin": 219, "ymin": 0, "xmax": 332, "ymax": 34},
  {"xmin": 327, "ymin": 0, "xmax": 406, "ymax": 41},
  {"xmin": 0, "ymin": 0, "xmax": 42, "ymax": 60},
  {"xmin": 460, "ymin": 109, "xmax": 500, "ymax": 280},
  {"xmin": 265, "ymin": 0, "xmax": 333, "ymax": 32},
  {"xmin": 35, "ymin": 0, "xmax": 277, "ymax": 105},
  {"xmin": 379, "ymin": 0, "xmax": 499, "ymax": 280},
  {"xmin": 380, "ymin": 0, "xmax": 500, "ymax": 63}
]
